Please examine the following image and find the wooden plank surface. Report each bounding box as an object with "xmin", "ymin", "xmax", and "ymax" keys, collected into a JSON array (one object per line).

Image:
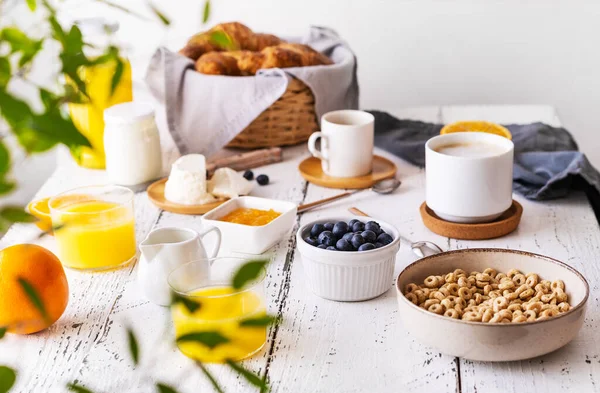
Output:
[{"xmin": 1, "ymin": 105, "xmax": 598, "ymax": 393}]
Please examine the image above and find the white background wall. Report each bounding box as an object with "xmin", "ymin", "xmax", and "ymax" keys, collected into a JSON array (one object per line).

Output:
[{"xmin": 5, "ymin": 0, "xmax": 600, "ymax": 202}]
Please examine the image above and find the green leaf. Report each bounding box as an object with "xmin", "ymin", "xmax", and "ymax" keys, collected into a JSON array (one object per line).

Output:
[
  {"xmin": 17, "ymin": 277, "xmax": 48, "ymax": 322},
  {"xmin": 126, "ymin": 328, "xmax": 139, "ymax": 365},
  {"xmin": 171, "ymin": 292, "xmax": 201, "ymax": 313},
  {"xmin": 147, "ymin": 2, "xmax": 171, "ymax": 26},
  {"xmin": 232, "ymin": 260, "xmax": 267, "ymax": 290},
  {"xmin": 202, "ymin": 0, "xmax": 211, "ymax": 23},
  {"xmin": 0, "ymin": 366, "xmax": 16, "ymax": 393},
  {"xmin": 197, "ymin": 363, "xmax": 224, "ymax": 393},
  {"xmin": 209, "ymin": 31, "xmax": 237, "ymax": 51},
  {"xmin": 0, "ymin": 58, "xmax": 10, "ymax": 88},
  {"xmin": 66, "ymin": 382, "xmax": 94, "ymax": 393},
  {"xmin": 0, "ymin": 140, "xmax": 11, "ymax": 176},
  {"xmin": 226, "ymin": 360, "xmax": 268, "ymax": 391},
  {"xmin": 176, "ymin": 331, "xmax": 229, "ymax": 349},
  {"xmin": 26, "ymin": 0, "xmax": 37, "ymax": 11},
  {"xmin": 156, "ymin": 382, "xmax": 180, "ymax": 393},
  {"xmin": 0, "ymin": 207, "xmax": 35, "ymax": 223},
  {"xmin": 0, "ymin": 180, "xmax": 15, "ymax": 195},
  {"xmin": 0, "ymin": 327, "xmax": 6, "ymax": 339},
  {"xmin": 239, "ymin": 314, "xmax": 279, "ymax": 327},
  {"xmin": 110, "ymin": 56, "xmax": 124, "ymax": 96}
]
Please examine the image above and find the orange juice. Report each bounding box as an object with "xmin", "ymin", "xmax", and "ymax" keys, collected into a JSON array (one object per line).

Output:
[
  {"xmin": 172, "ymin": 286, "xmax": 267, "ymax": 363},
  {"xmin": 68, "ymin": 58, "xmax": 133, "ymax": 169},
  {"xmin": 53, "ymin": 200, "xmax": 136, "ymax": 271}
]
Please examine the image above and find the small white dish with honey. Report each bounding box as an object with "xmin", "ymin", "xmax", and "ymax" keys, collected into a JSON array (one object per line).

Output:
[{"xmin": 203, "ymin": 196, "xmax": 297, "ymax": 254}]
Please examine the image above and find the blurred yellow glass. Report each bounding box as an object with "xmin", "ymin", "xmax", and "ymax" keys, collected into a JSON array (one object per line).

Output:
[{"xmin": 168, "ymin": 258, "xmax": 267, "ymax": 363}]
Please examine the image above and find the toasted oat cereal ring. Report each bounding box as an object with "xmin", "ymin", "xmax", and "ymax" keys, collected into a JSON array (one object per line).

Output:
[
  {"xmin": 524, "ymin": 309, "xmax": 537, "ymax": 321},
  {"xmin": 524, "ymin": 301, "xmax": 543, "ymax": 314},
  {"xmin": 445, "ymin": 283, "xmax": 460, "ymax": 296},
  {"xmin": 458, "ymin": 287, "xmax": 472, "ymax": 300},
  {"xmin": 513, "ymin": 274, "xmax": 527, "ymax": 286},
  {"xmin": 445, "ymin": 272, "xmax": 457, "ymax": 283},
  {"xmin": 481, "ymin": 308, "xmax": 494, "ymax": 322},
  {"xmin": 423, "ymin": 299, "xmax": 440, "ymax": 309},
  {"xmin": 519, "ymin": 288, "xmax": 535, "ymax": 300},
  {"xmin": 483, "ymin": 268, "xmax": 497, "ymax": 277},
  {"xmin": 526, "ymin": 274, "xmax": 539, "ymax": 287},
  {"xmin": 457, "ymin": 277, "xmax": 470, "ymax": 288},
  {"xmin": 444, "ymin": 308, "xmax": 460, "ymax": 319},
  {"xmin": 499, "ymin": 280, "xmax": 515, "ymax": 290},
  {"xmin": 441, "ymin": 298, "xmax": 455, "ymax": 310},
  {"xmin": 558, "ymin": 302, "xmax": 571, "ymax": 312},
  {"xmin": 476, "ymin": 273, "xmax": 492, "ymax": 282},
  {"xmin": 551, "ymin": 280, "xmax": 565, "ymax": 291},
  {"xmin": 507, "ymin": 269, "xmax": 521, "ymax": 278},
  {"xmin": 492, "ymin": 296, "xmax": 509, "ymax": 312},
  {"xmin": 405, "ymin": 283, "xmax": 420, "ymax": 293},
  {"xmin": 405, "ymin": 292, "xmax": 419, "ymax": 304},
  {"xmin": 513, "ymin": 315, "xmax": 527, "ymax": 323},
  {"xmin": 497, "ymin": 309, "xmax": 512, "ymax": 320},
  {"xmin": 455, "ymin": 297, "xmax": 467, "ymax": 308},
  {"xmin": 424, "ymin": 275, "xmax": 440, "ymax": 288},
  {"xmin": 462, "ymin": 311, "xmax": 482, "ymax": 322},
  {"xmin": 507, "ymin": 303, "xmax": 522, "ymax": 312},
  {"xmin": 495, "ymin": 273, "xmax": 507, "ymax": 280},
  {"xmin": 428, "ymin": 303, "xmax": 444, "ymax": 315}
]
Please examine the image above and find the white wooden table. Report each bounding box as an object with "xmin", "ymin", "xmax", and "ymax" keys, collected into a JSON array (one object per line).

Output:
[{"xmin": 2, "ymin": 105, "xmax": 600, "ymax": 393}]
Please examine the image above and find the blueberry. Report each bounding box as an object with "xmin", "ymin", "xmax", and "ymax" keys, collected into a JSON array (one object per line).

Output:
[
  {"xmin": 243, "ymin": 170, "xmax": 254, "ymax": 180},
  {"xmin": 351, "ymin": 234, "xmax": 365, "ymax": 249},
  {"xmin": 332, "ymin": 221, "xmax": 349, "ymax": 237},
  {"xmin": 358, "ymin": 243, "xmax": 375, "ymax": 251},
  {"xmin": 374, "ymin": 242, "xmax": 384, "ymax": 248},
  {"xmin": 352, "ymin": 221, "xmax": 365, "ymax": 232},
  {"xmin": 256, "ymin": 174, "xmax": 269, "ymax": 185},
  {"xmin": 317, "ymin": 244, "xmax": 327, "ymax": 249},
  {"xmin": 361, "ymin": 230, "xmax": 377, "ymax": 243},
  {"xmin": 365, "ymin": 221, "xmax": 381, "ymax": 234},
  {"xmin": 342, "ymin": 232, "xmax": 354, "ymax": 242},
  {"xmin": 377, "ymin": 233, "xmax": 394, "ymax": 245},
  {"xmin": 310, "ymin": 223, "xmax": 325, "ymax": 237},
  {"xmin": 324, "ymin": 222, "xmax": 334, "ymax": 231},
  {"xmin": 348, "ymin": 219, "xmax": 360, "ymax": 228},
  {"xmin": 326, "ymin": 246, "xmax": 337, "ymax": 251},
  {"xmin": 318, "ymin": 231, "xmax": 336, "ymax": 247},
  {"xmin": 336, "ymin": 238, "xmax": 353, "ymax": 251},
  {"xmin": 305, "ymin": 237, "xmax": 318, "ymax": 247}
]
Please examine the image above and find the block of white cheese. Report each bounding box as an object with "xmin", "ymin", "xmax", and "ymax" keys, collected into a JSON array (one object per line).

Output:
[
  {"xmin": 208, "ymin": 167, "xmax": 253, "ymax": 199},
  {"xmin": 164, "ymin": 154, "xmax": 217, "ymax": 205}
]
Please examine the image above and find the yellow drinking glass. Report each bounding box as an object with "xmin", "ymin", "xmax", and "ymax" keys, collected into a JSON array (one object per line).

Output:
[
  {"xmin": 168, "ymin": 258, "xmax": 267, "ymax": 363},
  {"xmin": 49, "ymin": 185, "xmax": 136, "ymax": 271}
]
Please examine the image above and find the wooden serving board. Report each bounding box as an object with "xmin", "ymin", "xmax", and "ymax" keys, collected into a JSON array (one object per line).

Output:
[{"xmin": 146, "ymin": 178, "xmax": 226, "ymax": 215}]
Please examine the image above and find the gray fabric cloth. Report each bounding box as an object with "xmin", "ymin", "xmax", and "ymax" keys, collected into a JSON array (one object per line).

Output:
[
  {"xmin": 145, "ymin": 26, "xmax": 358, "ymax": 156},
  {"xmin": 371, "ymin": 110, "xmax": 600, "ymax": 200}
]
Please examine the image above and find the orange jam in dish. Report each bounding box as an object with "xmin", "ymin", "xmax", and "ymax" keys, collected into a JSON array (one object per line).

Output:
[{"xmin": 219, "ymin": 208, "xmax": 281, "ymax": 226}]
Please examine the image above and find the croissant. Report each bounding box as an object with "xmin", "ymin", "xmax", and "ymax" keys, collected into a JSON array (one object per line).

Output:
[
  {"xmin": 180, "ymin": 22, "xmax": 278, "ymax": 61},
  {"xmin": 195, "ymin": 43, "xmax": 332, "ymax": 76}
]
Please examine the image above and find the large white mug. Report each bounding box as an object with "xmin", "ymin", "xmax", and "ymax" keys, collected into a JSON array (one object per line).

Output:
[
  {"xmin": 425, "ymin": 132, "xmax": 514, "ymax": 223},
  {"xmin": 308, "ymin": 110, "xmax": 374, "ymax": 178}
]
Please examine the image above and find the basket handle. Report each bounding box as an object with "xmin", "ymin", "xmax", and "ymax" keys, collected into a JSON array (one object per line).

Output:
[{"xmin": 308, "ymin": 132, "xmax": 329, "ymax": 164}]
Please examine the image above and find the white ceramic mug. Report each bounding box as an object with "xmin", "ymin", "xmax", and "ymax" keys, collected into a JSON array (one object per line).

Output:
[
  {"xmin": 308, "ymin": 110, "xmax": 375, "ymax": 178},
  {"xmin": 425, "ymin": 132, "xmax": 514, "ymax": 223}
]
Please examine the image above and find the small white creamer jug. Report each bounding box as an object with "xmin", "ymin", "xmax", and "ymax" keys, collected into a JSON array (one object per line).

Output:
[{"xmin": 137, "ymin": 226, "xmax": 221, "ymax": 306}]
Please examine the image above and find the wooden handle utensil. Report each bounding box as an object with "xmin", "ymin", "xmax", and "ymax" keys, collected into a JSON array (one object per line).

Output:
[{"xmin": 207, "ymin": 147, "xmax": 282, "ymax": 176}]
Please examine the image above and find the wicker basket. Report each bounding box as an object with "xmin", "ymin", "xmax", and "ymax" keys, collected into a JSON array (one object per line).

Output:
[{"xmin": 226, "ymin": 77, "xmax": 318, "ymax": 148}]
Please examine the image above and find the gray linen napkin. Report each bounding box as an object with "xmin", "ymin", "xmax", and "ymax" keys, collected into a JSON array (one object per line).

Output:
[
  {"xmin": 145, "ymin": 26, "xmax": 358, "ymax": 156},
  {"xmin": 370, "ymin": 110, "xmax": 600, "ymax": 201}
]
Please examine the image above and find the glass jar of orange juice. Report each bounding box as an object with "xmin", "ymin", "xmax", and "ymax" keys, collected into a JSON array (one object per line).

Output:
[
  {"xmin": 68, "ymin": 18, "xmax": 133, "ymax": 169},
  {"xmin": 168, "ymin": 258, "xmax": 267, "ymax": 363},
  {"xmin": 49, "ymin": 185, "xmax": 136, "ymax": 271}
]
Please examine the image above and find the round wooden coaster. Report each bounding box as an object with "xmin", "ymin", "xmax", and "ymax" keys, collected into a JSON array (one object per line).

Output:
[
  {"xmin": 420, "ymin": 201, "xmax": 523, "ymax": 240},
  {"xmin": 146, "ymin": 178, "xmax": 226, "ymax": 215},
  {"xmin": 298, "ymin": 155, "xmax": 397, "ymax": 189}
]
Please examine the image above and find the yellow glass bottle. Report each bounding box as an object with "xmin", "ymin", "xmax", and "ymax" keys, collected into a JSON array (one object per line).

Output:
[{"xmin": 68, "ymin": 19, "xmax": 133, "ymax": 169}]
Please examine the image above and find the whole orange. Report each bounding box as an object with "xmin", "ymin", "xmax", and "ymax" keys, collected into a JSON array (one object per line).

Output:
[{"xmin": 0, "ymin": 244, "xmax": 69, "ymax": 334}]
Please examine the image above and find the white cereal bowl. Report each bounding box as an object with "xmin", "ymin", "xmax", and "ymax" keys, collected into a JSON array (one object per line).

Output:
[
  {"xmin": 202, "ymin": 196, "xmax": 297, "ymax": 254},
  {"xmin": 296, "ymin": 216, "xmax": 401, "ymax": 302},
  {"xmin": 395, "ymin": 248, "xmax": 589, "ymax": 361}
]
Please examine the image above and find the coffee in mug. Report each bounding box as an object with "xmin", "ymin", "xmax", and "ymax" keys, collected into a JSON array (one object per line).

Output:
[
  {"xmin": 308, "ymin": 110, "xmax": 374, "ymax": 178},
  {"xmin": 426, "ymin": 132, "xmax": 514, "ymax": 223}
]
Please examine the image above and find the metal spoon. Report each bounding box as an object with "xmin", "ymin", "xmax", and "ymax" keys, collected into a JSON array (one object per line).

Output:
[{"xmin": 297, "ymin": 178, "xmax": 402, "ymax": 214}]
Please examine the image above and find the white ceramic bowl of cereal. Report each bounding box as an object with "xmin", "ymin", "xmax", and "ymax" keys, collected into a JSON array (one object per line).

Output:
[
  {"xmin": 395, "ymin": 248, "xmax": 589, "ymax": 361},
  {"xmin": 297, "ymin": 216, "xmax": 401, "ymax": 302}
]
